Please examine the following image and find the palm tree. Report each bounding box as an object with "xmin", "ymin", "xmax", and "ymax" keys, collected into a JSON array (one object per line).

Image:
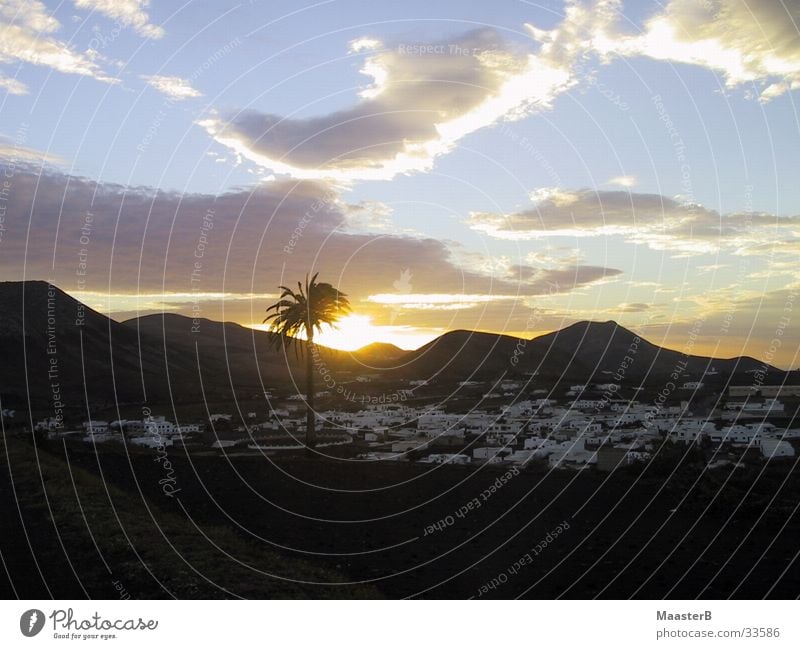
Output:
[{"xmin": 265, "ymin": 273, "xmax": 350, "ymax": 450}]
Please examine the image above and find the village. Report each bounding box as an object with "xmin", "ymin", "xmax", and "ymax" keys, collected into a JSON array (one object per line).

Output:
[{"xmin": 33, "ymin": 380, "xmax": 800, "ymax": 473}]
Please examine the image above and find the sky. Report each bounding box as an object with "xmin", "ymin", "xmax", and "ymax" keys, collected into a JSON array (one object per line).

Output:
[{"xmin": 0, "ymin": 0, "xmax": 799, "ymax": 366}]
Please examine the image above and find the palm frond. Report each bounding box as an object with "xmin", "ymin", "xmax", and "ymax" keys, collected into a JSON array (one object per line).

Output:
[{"xmin": 264, "ymin": 273, "xmax": 350, "ymax": 354}]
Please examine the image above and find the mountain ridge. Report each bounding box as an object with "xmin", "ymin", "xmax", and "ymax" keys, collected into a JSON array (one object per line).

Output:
[{"xmin": 0, "ymin": 281, "xmax": 787, "ymax": 410}]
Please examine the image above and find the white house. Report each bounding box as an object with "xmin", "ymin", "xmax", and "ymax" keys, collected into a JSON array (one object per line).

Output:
[
  {"xmin": 129, "ymin": 436, "xmax": 174, "ymax": 448},
  {"xmin": 668, "ymin": 420, "xmax": 714, "ymax": 444},
  {"xmin": 35, "ymin": 417, "xmax": 62, "ymax": 431},
  {"xmin": 548, "ymin": 440, "xmax": 597, "ymax": 468},
  {"xmin": 524, "ymin": 437, "xmax": 553, "ymax": 450},
  {"xmin": 473, "ymin": 447, "xmax": 512, "ymax": 461},
  {"xmin": 711, "ymin": 424, "xmax": 764, "ymax": 445},
  {"xmin": 760, "ymin": 439, "xmax": 795, "ymax": 459},
  {"xmin": 570, "ymin": 399, "xmax": 606, "ymax": 410},
  {"xmin": 82, "ymin": 420, "xmax": 109, "ymax": 434},
  {"xmin": 391, "ymin": 439, "xmax": 428, "ymax": 453},
  {"xmin": 421, "ymin": 453, "xmax": 470, "ymax": 465}
]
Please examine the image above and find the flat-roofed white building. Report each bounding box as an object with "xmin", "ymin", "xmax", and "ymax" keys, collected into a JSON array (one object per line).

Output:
[{"xmin": 760, "ymin": 439, "xmax": 795, "ymax": 459}]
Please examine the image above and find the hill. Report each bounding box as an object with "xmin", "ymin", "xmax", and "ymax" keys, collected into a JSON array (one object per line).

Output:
[
  {"xmin": 396, "ymin": 329, "xmax": 589, "ymax": 381},
  {"xmin": 0, "ymin": 281, "xmax": 183, "ymax": 407},
  {"xmin": 392, "ymin": 320, "xmax": 779, "ymax": 387},
  {"xmin": 0, "ymin": 283, "xmax": 353, "ymax": 410},
  {"xmin": 0, "ymin": 281, "xmax": 786, "ymax": 412},
  {"xmin": 125, "ymin": 312, "xmax": 394, "ymax": 392},
  {"xmin": 0, "ymin": 434, "xmax": 377, "ymax": 597},
  {"xmin": 526, "ymin": 320, "xmax": 770, "ymax": 383}
]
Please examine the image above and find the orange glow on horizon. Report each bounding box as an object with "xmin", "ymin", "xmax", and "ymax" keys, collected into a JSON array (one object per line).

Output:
[{"xmin": 250, "ymin": 314, "xmax": 441, "ymax": 352}]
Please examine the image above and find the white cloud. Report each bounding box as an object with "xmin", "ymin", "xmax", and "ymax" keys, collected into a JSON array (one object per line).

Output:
[
  {"xmin": 201, "ymin": 27, "xmax": 579, "ymax": 181},
  {"xmin": 141, "ymin": 74, "xmax": 201, "ymax": 100},
  {"xmin": 608, "ymin": 175, "xmax": 636, "ymax": 187},
  {"xmin": 202, "ymin": 1, "xmax": 800, "ymax": 182},
  {"xmin": 367, "ymin": 293, "xmax": 520, "ymax": 311},
  {"xmin": 341, "ymin": 200, "xmax": 395, "ymax": 231},
  {"xmin": 616, "ymin": 302, "xmax": 651, "ymax": 313},
  {"xmin": 0, "ymin": 73, "xmax": 26, "ymax": 95},
  {"xmin": 74, "ymin": 0, "xmax": 164, "ymax": 38},
  {"xmin": 0, "ymin": 0, "xmax": 59, "ymax": 32},
  {"xmin": 0, "ymin": 138, "xmax": 63, "ymax": 164},
  {"xmin": 0, "ymin": 0, "xmax": 118, "ymax": 84},
  {"xmin": 585, "ymin": 0, "xmax": 800, "ymax": 102}
]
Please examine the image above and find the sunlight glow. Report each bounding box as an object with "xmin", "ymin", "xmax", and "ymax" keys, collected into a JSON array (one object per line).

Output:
[{"xmin": 251, "ymin": 313, "xmax": 441, "ymax": 352}]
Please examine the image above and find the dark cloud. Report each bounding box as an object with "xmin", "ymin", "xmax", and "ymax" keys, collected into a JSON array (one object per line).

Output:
[
  {"xmin": 0, "ymin": 166, "xmax": 621, "ymax": 325},
  {"xmin": 470, "ymin": 188, "xmax": 800, "ymax": 255},
  {"xmin": 508, "ymin": 263, "xmax": 623, "ymax": 294}
]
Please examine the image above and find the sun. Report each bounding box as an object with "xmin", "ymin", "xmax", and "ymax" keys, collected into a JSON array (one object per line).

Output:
[
  {"xmin": 250, "ymin": 314, "xmax": 439, "ymax": 352},
  {"xmin": 313, "ymin": 314, "xmax": 383, "ymax": 351}
]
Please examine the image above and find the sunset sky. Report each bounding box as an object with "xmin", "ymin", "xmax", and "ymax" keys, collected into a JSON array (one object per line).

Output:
[{"xmin": 0, "ymin": 0, "xmax": 798, "ymax": 365}]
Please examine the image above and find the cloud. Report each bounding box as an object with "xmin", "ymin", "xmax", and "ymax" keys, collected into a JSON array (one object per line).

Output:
[
  {"xmin": 508, "ymin": 263, "xmax": 623, "ymax": 294},
  {"xmin": 0, "ymin": 0, "xmax": 118, "ymax": 85},
  {"xmin": 0, "ymin": 138, "xmax": 63, "ymax": 164},
  {"xmin": 340, "ymin": 200, "xmax": 395, "ymax": 231},
  {"xmin": 366, "ymin": 293, "xmax": 520, "ymax": 311},
  {"xmin": 525, "ymin": 245, "xmax": 584, "ymax": 266},
  {"xmin": 0, "ymin": 166, "xmax": 617, "ymax": 328},
  {"xmin": 74, "ymin": 0, "xmax": 164, "ymax": 39},
  {"xmin": 524, "ymin": 0, "xmax": 800, "ymax": 102},
  {"xmin": 608, "ymin": 175, "xmax": 636, "ymax": 187},
  {"xmin": 141, "ymin": 74, "xmax": 201, "ymax": 100},
  {"xmin": 639, "ymin": 282, "xmax": 800, "ymax": 367},
  {"xmin": 616, "ymin": 302, "xmax": 650, "ymax": 313},
  {"xmin": 367, "ymin": 262, "xmax": 622, "ymax": 312},
  {"xmin": 469, "ymin": 187, "xmax": 800, "ymax": 255},
  {"xmin": 200, "ymin": 1, "xmax": 800, "ymax": 182},
  {"xmin": 0, "ymin": 73, "xmax": 27, "ymax": 95},
  {"xmin": 201, "ymin": 27, "xmax": 578, "ymax": 181},
  {"xmin": 585, "ymin": 0, "xmax": 800, "ymax": 102},
  {"xmin": 0, "ymin": 0, "xmax": 58, "ymax": 31},
  {"xmin": 72, "ymin": 290, "xmax": 278, "ymax": 319}
]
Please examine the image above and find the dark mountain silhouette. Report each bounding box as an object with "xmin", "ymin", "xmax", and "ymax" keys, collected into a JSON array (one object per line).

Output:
[
  {"xmin": 0, "ymin": 282, "xmax": 379, "ymax": 411},
  {"xmin": 0, "ymin": 280, "xmax": 182, "ymax": 407},
  {"xmin": 397, "ymin": 329, "xmax": 589, "ymax": 381},
  {"xmin": 354, "ymin": 341, "xmax": 406, "ymax": 358},
  {"xmin": 349, "ymin": 342, "xmax": 407, "ymax": 368},
  {"xmin": 391, "ymin": 320, "xmax": 777, "ymax": 387},
  {"xmin": 525, "ymin": 319, "xmax": 769, "ymax": 383},
  {"xmin": 126, "ymin": 312, "xmax": 365, "ymax": 394},
  {"xmin": 0, "ymin": 281, "xmax": 786, "ymax": 412}
]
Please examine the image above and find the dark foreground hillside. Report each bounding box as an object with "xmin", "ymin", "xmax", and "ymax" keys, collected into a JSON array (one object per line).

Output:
[
  {"xmin": 0, "ymin": 435, "xmax": 376, "ymax": 598},
  {"xmin": 3, "ymin": 435, "xmax": 799, "ymax": 599}
]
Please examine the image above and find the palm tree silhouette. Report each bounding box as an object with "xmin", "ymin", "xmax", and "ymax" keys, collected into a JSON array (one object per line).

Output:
[{"xmin": 265, "ymin": 273, "xmax": 350, "ymax": 450}]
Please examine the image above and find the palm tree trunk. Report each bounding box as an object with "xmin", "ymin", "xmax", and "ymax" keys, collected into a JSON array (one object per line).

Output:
[{"xmin": 305, "ymin": 336, "xmax": 316, "ymax": 450}]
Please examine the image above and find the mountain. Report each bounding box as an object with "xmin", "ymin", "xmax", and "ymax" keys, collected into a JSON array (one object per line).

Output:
[
  {"xmin": 0, "ymin": 281, "xmax": 787, "ymax": 412},
  {"xmin": 397, "ymin": 329, "xmax": 589, "ymax": 381},
  {"xmin": 0, "ymin": 282, "xmax": 388, "ymax": 411},
  {"xmin": 351, "ymin": 342, "xmax": 406, "ymax": 366},
  {"xmin": 392, "ymin": 320, "xmax": 778, "ymax": 387},
  {"xmin": 125, "ymin": 312, "xmax": 364, "ymax": 394},
  {"xmin": 525, "ymin": 320, "xmax": 769, "ymax": 383},
  {"xmin": 0, "ymin": 281, "xmax": 182, "ymax": 407}
]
